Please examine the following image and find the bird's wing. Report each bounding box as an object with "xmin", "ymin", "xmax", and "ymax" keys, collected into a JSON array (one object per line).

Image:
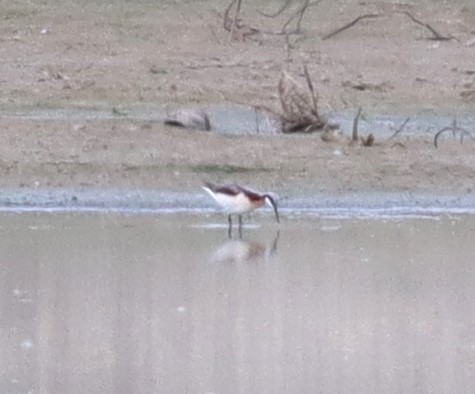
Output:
[{"xmin": 214, "ymin": 184, "xmax": 242, "ymax": 196}]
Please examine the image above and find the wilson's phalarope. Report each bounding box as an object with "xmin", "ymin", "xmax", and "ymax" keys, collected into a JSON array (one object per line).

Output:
[{"xmin": 202, "ymin": 182, "xmax": 279, "ymax": 236}]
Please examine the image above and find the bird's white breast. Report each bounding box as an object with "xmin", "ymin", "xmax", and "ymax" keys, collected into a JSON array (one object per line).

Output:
[{"xmin": 212, "ymin": 192, "xmax": 255, "ymax": 214}]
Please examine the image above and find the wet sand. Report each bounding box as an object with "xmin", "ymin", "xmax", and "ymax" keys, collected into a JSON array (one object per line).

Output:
[{"xmin": 1, "ymin": 213, "xmax": 474, "ymax": 393}]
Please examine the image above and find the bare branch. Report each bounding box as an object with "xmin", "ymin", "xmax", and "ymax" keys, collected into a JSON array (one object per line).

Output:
[
  {"xmin": 400, "ymin": 11, "xmax": 452, "ymax": 41},
  {"xmin": 259, "ymin": 0, "xmax": 293, "ymax": 18},
  {"xmin": 228, "ymin": 0, "xmax": 242, "ymax": 42},
  {"xmin": 282, "ymin": 0, "xmax": 323, "ymax": 34},
  {"xmin": 433, "ymin": 119, "xmax": 474, "ymax": 148},
  {"xmin": 389, "ymin": 117, "xmax": 410, "ymax": 140},
  {"xmin": 284, "ymin": 33, "xmax": 292, "ymax": 60},
  {"xmin": 223, "ymin": 0, "xmax": 238, "ymax": 32},
  {"xmin": 293, "ymin": 0, "xmax": 310, "ymax": 34},
  {"xmin": 322, "ymin": 14, "xmax": 381, "ymax": 40},
  {"xmin": 434, "ymin": 126, "xmax": 454, "ymax": 148},
  {"xmin": 223, "ymin": 0, "xmax": 260, "ymax": 41},
  {"xmin": 303, "ymin": 65, "xmax": 318, "ymax": 115},
  {"xmin": 322, "ymin": 11, "xmax": 453, "ymax": 41}
]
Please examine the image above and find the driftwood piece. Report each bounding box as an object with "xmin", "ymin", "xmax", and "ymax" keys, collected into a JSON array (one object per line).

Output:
[{"xmin": 164, "ymin": 109, "xmax": 211, "ymax": 131}]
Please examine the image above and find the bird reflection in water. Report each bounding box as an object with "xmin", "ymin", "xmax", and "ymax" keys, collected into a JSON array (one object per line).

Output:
[{"xmin": 210, "ymin": 231, "xmax": 279, "ymax": 264}]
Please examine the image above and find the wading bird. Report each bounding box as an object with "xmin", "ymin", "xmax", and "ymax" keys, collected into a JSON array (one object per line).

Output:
[{"xmin": 202, "ymin": 182, "xmax": 280, "ymax": 236}]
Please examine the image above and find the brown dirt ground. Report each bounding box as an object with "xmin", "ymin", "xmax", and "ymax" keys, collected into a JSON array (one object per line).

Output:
[{"xmin": 1, "ymin": 0, "xmax": 474, "ymax": 198}]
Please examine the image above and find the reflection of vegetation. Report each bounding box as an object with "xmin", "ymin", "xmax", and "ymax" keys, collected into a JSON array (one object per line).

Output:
[{"xmin": 191, "ymin": 163, "xmax": 270, "ymax": 174}]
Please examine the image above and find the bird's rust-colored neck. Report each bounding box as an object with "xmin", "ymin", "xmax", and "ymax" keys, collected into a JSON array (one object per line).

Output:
[{"xmin": 241, "ymin": 189, "xmax": 265, "ymax": 202}]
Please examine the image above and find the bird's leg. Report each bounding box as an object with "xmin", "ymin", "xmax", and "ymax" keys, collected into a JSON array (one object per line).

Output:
[{"xmin": 228, "ymin": 215, "xmax": 232, "ymax": 238}]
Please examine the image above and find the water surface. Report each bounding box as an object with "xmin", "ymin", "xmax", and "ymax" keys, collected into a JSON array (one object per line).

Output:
[
  {"xmin": 1, "ymin": 213, "xmax": 474, "ymax": 393},
  {"xmin": 1, "ymin": 105, "xmax": 473, "ymax": 137}
]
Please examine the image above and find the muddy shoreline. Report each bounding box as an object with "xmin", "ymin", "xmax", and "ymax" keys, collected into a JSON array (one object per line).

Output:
[
  {"xmin": 1, "ymin": 105, "xmax": 474, "ymax": 137},
  {"xmin": 1, "ymin": 188, "xmax": 475, "ymax": 218},
  {"xmin": 1, "ymin": 0, "xmax": 474, "ymax": 201}
]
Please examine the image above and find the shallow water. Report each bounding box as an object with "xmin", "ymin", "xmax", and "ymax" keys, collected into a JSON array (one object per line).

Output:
[
  {"xmin": 1, "ymin": 212, "xmax": 474, "ymax": 393},
  {"xmin": 1, "ymin": 105, "xmax": 474, "ymax": 137},
  {"xmin": 2, "ymin": 188, "xmax": 475, "ymax": 218}
]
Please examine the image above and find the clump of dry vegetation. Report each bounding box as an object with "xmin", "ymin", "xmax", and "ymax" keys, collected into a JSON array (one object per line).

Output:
[
  {"xmin": 252, "ymin": 67, "xmax": 378, "ymax": 147},
  {"xmin": 277, "ymin": 67, "xmax": 330, "ymax": 133},
  {"xmin": 256, "ymin": 66, "xmax": 339, "ymax": 134}
]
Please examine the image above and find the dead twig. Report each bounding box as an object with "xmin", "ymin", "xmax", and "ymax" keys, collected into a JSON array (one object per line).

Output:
[
  {"xmin": 223, "ymin": 0, "xmax": 259, "ymax": 41},
  {"xmin": 389, "ymin": 117, "xmax": 410, "ymax": 140},
  {"xmin": 224, "ymin": 0, "xmax": 237, "ymax": 32},
  {"xmin": 284, "ymin": 33, "xmax": 293, "ymax": 60},
  {"xmin": 259, "ymin": 0, "xmax": 293, "ymax": 18},
  {"xmin": 282, "ymin": 0, "xmax": 309, "ymax": 34},
  {"xmin": 228, "ymin": 0, "xmax": 242, "ymax": 42},
  {"xmin": 400, "ymin": 11, "xmax": 452, "ymax": 41},
  {"xmin": 282, "ymin": 0, "xmax": 323, "ymax": 34},
  {"xmin": 323, "ymin": 14, "xmax": 381, "ymax": 40},
  {"xmin": 323, "ymin": 11, "xmax": 453, "ymax": 41},
  {"xmin": 352, "ymin": 107, "xmax": 362, "ymax": 142},
  {"xmin": 351, "ymin": 108, "xmax": 374, "ymax": 147},
  {"xmin": 284, "ymin": 31, "xmax": 304, "ymax": 53},
  {"xmin": 434, "ymin": 119, "xmax": 474, "ymax": 148},
  {"xmin": 303, "ymin": 65, "xmax": 318, "ymax": 116}
]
